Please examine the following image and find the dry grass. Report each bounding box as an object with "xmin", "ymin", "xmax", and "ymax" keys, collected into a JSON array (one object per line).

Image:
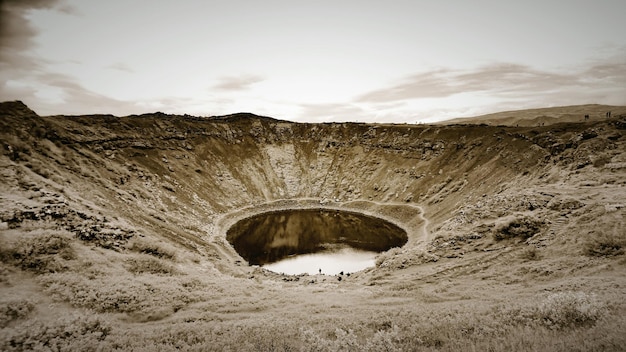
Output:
[
  {"xmin": 0, "ymin": 298, "xmax": 34, "ymax": 328},
  {"xmin": 0, "ymin": 315, "xmax": 110, "ymax": 352},
  {"xmin": 493, "ymin": 215, "xmax": 545, "ymax": 241},
  {"xmin": 584, "ymin": 225, "xmax": 625, "ymax": 257},
  {"xmin": 0, "ymin": 296, "xmax": 616, "ymax": 352},
  {"xmin": 0, "ymin": 229, "xmax": 75, "ymax": 274},
  {"xmin": 129, "ymin": 238, "xmax": 176, "ymax": 260},
  {"xmin": 125, "ymin": 254, "xmax": 178, "ymax": 275},
  {"xmin": 39, "ymin": 271, "xmax": 204, "ymax": 314},
  {"xmin": 519, "ymin": 247, "xmax": 541, "ymax": 261}
]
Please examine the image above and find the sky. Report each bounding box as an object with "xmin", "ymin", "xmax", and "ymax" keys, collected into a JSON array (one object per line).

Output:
[{"xmin": 1, "ymin": 0, "xmax": 625, "ymax": 123}]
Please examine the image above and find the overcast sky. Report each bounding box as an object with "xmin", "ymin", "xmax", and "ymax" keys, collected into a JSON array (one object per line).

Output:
[{"xmin": 1, "ymin": 0, "xmax": 625, "ymax": 123}]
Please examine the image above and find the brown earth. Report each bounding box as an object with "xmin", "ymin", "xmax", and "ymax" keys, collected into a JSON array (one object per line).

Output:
[{"xmin": 1, "ymin": 100, "xmax": 625, "ymax": 351}]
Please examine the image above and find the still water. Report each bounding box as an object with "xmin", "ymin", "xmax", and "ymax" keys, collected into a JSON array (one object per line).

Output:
[
  {"xmin": 263, "ymin": 246, "xmax": 377, "ymax": 275},
  {"xmin": 226, "ymin": 209, "xmax": 407, "ymax": 275}
]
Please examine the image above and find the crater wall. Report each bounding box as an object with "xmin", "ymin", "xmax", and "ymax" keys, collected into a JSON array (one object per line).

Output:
[
  {"xmin": 1, "ymin": 101, "xmax": 624, "ymax": 267},
  {"xmin": 2, "ymin": 101, "xmax": 626, "ymax": 350}
]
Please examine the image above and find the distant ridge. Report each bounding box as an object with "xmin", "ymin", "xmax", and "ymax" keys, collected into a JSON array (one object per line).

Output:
[
  {"xmin": 0, "ymin": 101, "xmax": 288, "ymax": 123},
  {"xmin": 440, "ymin": 104, "xmax": 626, "ymax": 126},
  {"xmin": 209, "ymin": 112, "xmax": 286, "ymax": 123},
  {"xmin": 2, "ymin": 100, "xmax": 624, "ymax": 126}
]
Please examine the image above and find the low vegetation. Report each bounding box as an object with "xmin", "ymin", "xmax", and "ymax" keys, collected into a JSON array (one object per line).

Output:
[
  {"xmin": 0, "ymin": 299, "xmax": 34, "ymax": 328},
  {"xmin": 129, "ymin": 238, "xmax": 176, "ymax": 260},
  {"xmin": 0, "ymin": 230, "xmax": 75, "ymax": 274},
  {"xmin": 0, "ymin": 293, "xmax": 619, "ymax": 351},
  {"xmin": 125, "ymin": 254, "xmax": 177, "ymax": 275},
  {"xmin": 0, "ymin": 315, "xmax": 110, "ymax": 352},
  {"xmin": 584, "ymin": 224, "xmax": 625, "ymax": 257},
  {"xmin": 493, "ymin": 215, "xmax": 545, "ymax": 241}
]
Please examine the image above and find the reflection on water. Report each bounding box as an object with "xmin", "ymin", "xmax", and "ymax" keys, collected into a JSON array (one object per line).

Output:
[
  {"xmin": 263, "ymin": 246, "xmax": 377, "ymax": 275},
  {"xmin": 226, "ymin": 209, "xmax": 407, "ymax": 274}
]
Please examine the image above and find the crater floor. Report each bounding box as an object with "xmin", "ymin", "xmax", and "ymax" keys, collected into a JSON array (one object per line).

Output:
[{"xmin": 1, "ymin": 101, "xmax": 625, "ymax": 351}]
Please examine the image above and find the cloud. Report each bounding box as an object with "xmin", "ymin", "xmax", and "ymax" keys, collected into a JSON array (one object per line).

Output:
[
  {"xmin": 17, "ymin": 72, "xmax": 144, "ymax": 115},
  {"xmin": 582, "ymin": 61, "xmax": 626, "ymax": 85},
  {"xmin": 0, "ymin": 0, "xmax": 118, "ymax": 117},
  {"xmin": 353, "ymin": 60, "xmax": 626, "ymax": 122},
  {"xmin": 347, "ymin": 58, "xmax": 625, "ymax": 123},
  {"xmin": 213, "ymin": 74, "xmax": 264, "ymax": 91},
  {"xmin": 297, "ymin": 103, "xmax": 367, "ymax": 123},
  {"xmin": 106, "ymin": 62, "xmax": 134, "ymax": 73},
  {"xmin": 0, "ymin": 0, "xmax": 76, "ymax": 103},
  {"xmin": 0, "ymin": 0, "xmax": 72, "ymax": 66},
  {"xmin": 356, "ymin": 64, "xmax": 586, "ymax": 103},
  {"xmin": 1, "ymin": 69, "xmax": 227, "ymax": 117}
]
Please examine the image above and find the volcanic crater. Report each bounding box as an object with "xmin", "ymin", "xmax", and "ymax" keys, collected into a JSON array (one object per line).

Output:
[{"xmin": 1, "ymin": 101, "xmax": 626, "ymax": 351}]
